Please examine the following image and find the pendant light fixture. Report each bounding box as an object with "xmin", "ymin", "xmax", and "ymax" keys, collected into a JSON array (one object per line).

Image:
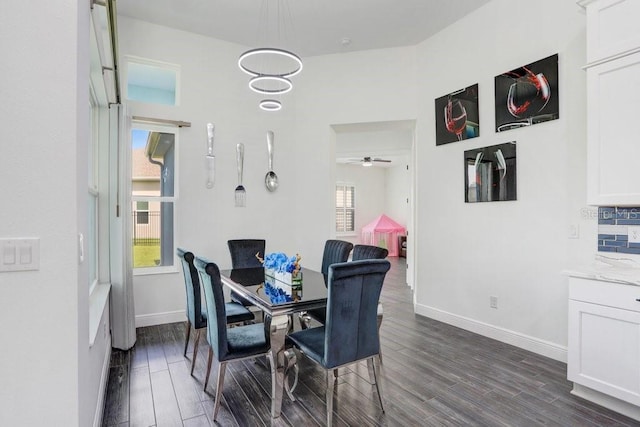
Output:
[{"xmin": 238, "ymin": 0, "xmax": 302, "ymax": 111}]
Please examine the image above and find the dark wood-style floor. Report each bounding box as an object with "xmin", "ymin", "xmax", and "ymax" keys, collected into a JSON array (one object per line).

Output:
[{"xmin": 103, "ymin": 258, "xmax": 640, "ymax": 426}]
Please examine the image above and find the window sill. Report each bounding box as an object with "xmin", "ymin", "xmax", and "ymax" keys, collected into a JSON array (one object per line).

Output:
[
  {"xmin": 133, "ymin": 266, "xmax": 179, "ymax": 276},
  {"xmin": 336, "ymin": 233, "xmax": 357, "ymax": 237},
  {"xmin": 89, "ymin": 282, "xmax": 111, "ymax": 347}
]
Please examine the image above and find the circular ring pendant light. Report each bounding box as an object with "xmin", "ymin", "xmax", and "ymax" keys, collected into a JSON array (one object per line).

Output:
[
  {"xmin": 238, "ymin": 48, "xmax": 303, "ymax": 78},
  {"xmin": 259, "ymin": 99, "xmax": 282, "ymax": 111},
  {"xmin": 249, "ymin": 75, "xmax": 292, "ymax": 95},
  {"xmin": 239, "ymin": 0, "xmax": 302, "ymax": 111}
]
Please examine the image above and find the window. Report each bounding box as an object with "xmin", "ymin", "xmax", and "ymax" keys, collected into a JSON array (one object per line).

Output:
[
  {"xmin": 125, "ymin": 56, "xmax": 180, "ymax": 106},
  {"xmin": 87, "ymin": 1, "xmax": 117, "ymax": 347},
  {"xmin": 131, "ymin": 123, "xmax": 178, "ymax": 271},
  {"xmin": 88, "ymin": 0, "xmax": 117, "ymax": 291},
  {"xmin": 86, "ymin": 87, "xmax": 111, "ymax": 291},
  {"xmin": 135, "ymin": 201, "xmax": 149, "ymax": 224},
  {"xmin": 336, "ymin": 183, "xmax": 355, "ymax": 233}
]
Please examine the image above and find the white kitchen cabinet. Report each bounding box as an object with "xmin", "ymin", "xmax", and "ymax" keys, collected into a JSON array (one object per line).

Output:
[
  {"xmin": 580, "ymin": 0, "xmax": 640, "ymax": 64},
  {"xmin": 586, "ymin": 51, "xmax": 640, "ymax": 206},
  {"xmin": 579, "ymin": 0, "xmax": 640, "ymax": 206},
  {"xmin": 568, "ymin": 277, "xmax": 640, "ymax": 419}
]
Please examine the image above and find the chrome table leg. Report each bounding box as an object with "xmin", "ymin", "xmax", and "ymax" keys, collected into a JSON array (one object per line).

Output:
[{"xmin": 268, "ymin": 314, "xmax": 290, "ymax": 418}]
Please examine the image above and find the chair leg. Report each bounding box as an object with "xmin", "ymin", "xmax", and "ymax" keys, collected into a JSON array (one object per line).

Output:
[
  {"xmin": 377, "ymin": 303, "xmax": 384, "ymax": 364},
  {"xmin": 204, "ymin": 347, "xmax": 213, "ymax": 391},
  {"xmin": 326, "ymin": 369, "xmax": 336, "ymax": 427},
  {"xmin": 190, "ymin": 329, "xmax": 201, "ymax": 376},
  {"xmin": 212, "ymin": 362, "xmax": 227, "ymax": 421},
  {"xmin": 367, "ymin": 357, "xmax": 385, "ymax": 413},
  {"xmin": 183, "ymin": 320, "xmax": 192, "ymax": 357}
]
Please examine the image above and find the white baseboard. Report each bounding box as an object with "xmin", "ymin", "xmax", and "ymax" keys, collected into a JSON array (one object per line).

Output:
[
  {"xmin": 94, "ymin": 336, "xmax": 112, "ymax": 427},
  {"xmin": 135, "ymin": 310, "xmax": 186, "ymax": 328},
  {"xmin": 415, "ymin": 303, "xmax": 567, "ymax": 362}
]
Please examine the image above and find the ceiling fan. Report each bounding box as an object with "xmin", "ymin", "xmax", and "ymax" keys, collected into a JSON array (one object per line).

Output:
[{"xmin": 347, "ymin": 156, "xmax": 392, "ymax": 167}]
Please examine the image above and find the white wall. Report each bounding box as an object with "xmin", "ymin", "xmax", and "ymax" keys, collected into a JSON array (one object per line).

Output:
[
  {"xmin": 0, "ymin": 1, "xmax": 98, "ymax": 426},
  {"xmin": 119, "ymin": 0, "xmax": 593, "ymax": 362},
  {"xmin": 335, "ymin": 164, "xmax": 387, "ymax": 246},
  {"xmin": 87, "ymin": 298, "xmax": 112, "ymax": 426},
  {"xmin": 413, "ymin": 0, "xmax": 592, "ymax": 361}
]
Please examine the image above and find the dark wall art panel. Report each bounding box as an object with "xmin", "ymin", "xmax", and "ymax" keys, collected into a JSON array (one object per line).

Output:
[
  {"xmin": 435, "ymin": 84, "xmax": 479, "ymax": 146},
  {"xmin": 465, "ymin": 142, "xmax": 517, "ymax": 203},
  {"xmin": 495, "ymin": 54, "xmax": 558, "ymax": 132}
]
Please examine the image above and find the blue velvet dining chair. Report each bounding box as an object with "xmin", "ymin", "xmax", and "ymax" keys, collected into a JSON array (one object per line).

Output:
[
  {"xmin": 286, "ymin": 259, "xmax": 391, "ymax": 426},
  {"xmin": 194, "ymin": 256, "xmax": 271, "ymax": 421},
  {"xmin": 227, "ymin": 239, "xmax": 265, "ymax": 307},
  {"xmin": 320, "ymin": 239, "xmax": 354, "ymax": 279},
  {"xmin": 352, "ymin": 244, "xmax": 388, "ymax": 261},
  {"xmin": 177, "ymin": 248, "xmax": 255, "ymax": 375},
  {"xmin": 299, "ymin": 239, "xmax": 353, "ymax": 329},
  {"xmin": 352, "ymin": 244, "xmax": 388, "ymax": 363}
]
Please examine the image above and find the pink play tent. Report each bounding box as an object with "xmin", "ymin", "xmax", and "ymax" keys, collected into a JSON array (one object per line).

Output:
[{"xmin": 361, "ymin": 214, "xmax": 406, "ymax": 257}]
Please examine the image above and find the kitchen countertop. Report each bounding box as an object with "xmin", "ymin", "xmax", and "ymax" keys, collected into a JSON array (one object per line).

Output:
[{"xmin": 564, "ymin": 255, "xmax": 640, "ymax": 286}]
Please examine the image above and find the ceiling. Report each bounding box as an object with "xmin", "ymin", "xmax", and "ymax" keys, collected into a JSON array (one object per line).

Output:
[{"xmin": 116, "ymin": 0, "xmax": 491, "ymax": 57}]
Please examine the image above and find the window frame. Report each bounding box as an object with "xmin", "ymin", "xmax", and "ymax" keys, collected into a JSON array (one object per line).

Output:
[
  {"xmin": 88, "ymin": 3, "xmax": 115, "ymax": 347},
  {"xmin": 88, "ymin": 89, "xmax": 100, "ymax": 293},
  {"xmin": 124, "ymin": 55, "xmax": 181, "ymax": 107},
  {"xmin": 335, "ymin": 182, "xmax": 356, "ymax": 235},
  {"xmin": 131, "ymin": 121, "xmax": 179, "ymax": 276}
]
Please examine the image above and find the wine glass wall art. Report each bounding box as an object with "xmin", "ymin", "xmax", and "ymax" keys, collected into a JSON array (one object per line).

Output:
[
  {"xmin": 464, "ymin": 142, "xmax": 517, "ymax": 203},
  {"xmin": 495, "ymin": 54, "xmax": 558, "ymax": 132},
  {"xmin": 435, "ymin": 84, "xmax": 479, "ymax": 146}
]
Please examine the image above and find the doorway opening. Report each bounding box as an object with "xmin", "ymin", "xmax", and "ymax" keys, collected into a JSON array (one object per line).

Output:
[{"xmin": 331, "ymin": 119, "xmax": 416, "ymax": 289}]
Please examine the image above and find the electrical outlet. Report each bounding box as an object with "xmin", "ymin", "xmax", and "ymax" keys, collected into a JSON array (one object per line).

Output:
[
  {"xmin": 490, "ymin": 296, "xmax": 498, "ymax": 309},
  {"xmin": 568, "ymin": 224, "xmax": 580, "ymax": 239},
  {"xmin": 629, "ymin": 226, "xmax": 640, "ymax": 244}
]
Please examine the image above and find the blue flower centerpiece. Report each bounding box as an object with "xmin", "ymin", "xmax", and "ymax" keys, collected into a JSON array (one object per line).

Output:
[
  {"xmin": 259, "ymin": 252, "xmax": 303, "ymax": 293},
  {"xmin": 264, "ymin": 280, "xmax": 294, "ymax": 304}
]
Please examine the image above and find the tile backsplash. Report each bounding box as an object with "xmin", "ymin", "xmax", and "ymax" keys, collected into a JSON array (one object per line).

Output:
[{"xmin": 598, "ymin": 207, "xmax": 640, "ymax": 254}]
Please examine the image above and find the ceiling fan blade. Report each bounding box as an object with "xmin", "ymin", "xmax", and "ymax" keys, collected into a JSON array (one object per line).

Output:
[{"xmin": 341, "ymin": 156, "xmax": 391, "ymax": 164}]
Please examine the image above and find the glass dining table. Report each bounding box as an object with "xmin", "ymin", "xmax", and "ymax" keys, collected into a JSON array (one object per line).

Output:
[{"xmin": 219, "ymin": 266, "xmax": 328, "ymax": 419}]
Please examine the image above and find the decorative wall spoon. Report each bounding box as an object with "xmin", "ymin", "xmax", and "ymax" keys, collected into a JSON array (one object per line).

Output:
[{"xmin": 265, "ymin": 130, "xmax": 279, "ymax": 192}]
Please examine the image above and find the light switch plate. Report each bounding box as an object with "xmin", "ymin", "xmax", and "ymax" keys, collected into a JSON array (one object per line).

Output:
[
  {"xmin": 0, "ymin": 238, "xmax": 40, "ymax": 272},
  {"xmin": 628, "ymin": 226, "xmax": 640, "ymax": 244}
]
